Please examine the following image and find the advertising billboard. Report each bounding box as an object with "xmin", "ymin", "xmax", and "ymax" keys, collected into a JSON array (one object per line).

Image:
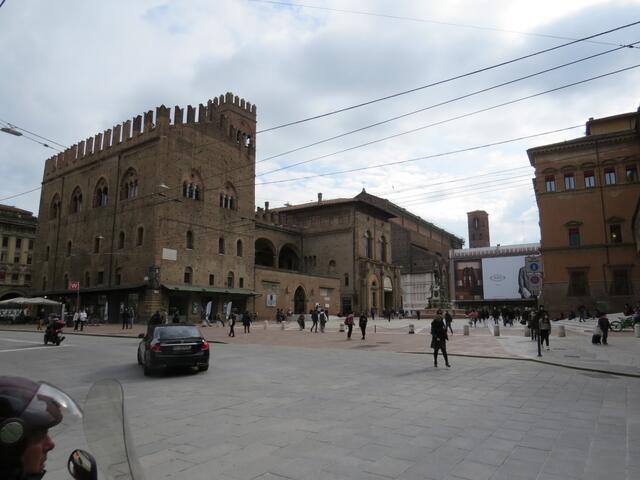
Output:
[
  {"xmin": 481, "ymin": 256, "xmax": 529, "ymax": 300},
  {"xmin": 453, "ymin": 260, "xmax": 484, "ymax": 301}
]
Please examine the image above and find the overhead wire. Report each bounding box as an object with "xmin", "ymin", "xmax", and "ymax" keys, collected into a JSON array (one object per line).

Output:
[
  {"xmin": 255, "ymin": 20, "xmax": 640, "ymax": 133},
  {"xmin": 256, "ymin": 41, "xmax": 640, "ymax": 169},
  {"xmin": 249, "ymin": 0, "xmax": 640, "ymax": 49}
]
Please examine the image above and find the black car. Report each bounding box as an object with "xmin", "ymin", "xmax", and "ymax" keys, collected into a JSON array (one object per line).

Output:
[{"xmin": 137, "ymin": 324, "xmax": 210, "ymax": 376}]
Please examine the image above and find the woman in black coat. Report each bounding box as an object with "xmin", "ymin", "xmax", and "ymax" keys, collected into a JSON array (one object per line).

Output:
[{"xmin": 430, "ymin": 311, "xmax": 451, "ymax": 368}]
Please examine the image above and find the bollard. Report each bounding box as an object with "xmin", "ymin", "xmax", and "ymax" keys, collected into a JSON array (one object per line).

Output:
[
  {"xmin": 635, "ymin": 323, "xmax": 640, "ymax": 338},
  {"xmin": 524, "ymin": 327, "xmax": 530, "ymax": 337},
  {"xmin": 264, "ymin": 320, "xmax": 268, "ymax": 330},
  {"xmin": 281, "ymin": 321, "xmax": 286, "ymax": 330},
  {"xmin": 339, "ymin": 323, "xmax": 345, "ymax": 332},
  {"xmin": 558, "ymin": 325, "xmax": 566, "ymax": 337},
  {"xmin": 494, "ymin": 325, "xmax": 500, "ymax": 336},
  {"xmin": 408, "ymin": 324, "xmax": 415, "ymax": 334},
  {"xmin": 374, "ymin": 325, "xmax": 376, "ymax": 333},
  {"xmin": 463, "ymin": 324, "xmax": 469, "ymax": 336}
]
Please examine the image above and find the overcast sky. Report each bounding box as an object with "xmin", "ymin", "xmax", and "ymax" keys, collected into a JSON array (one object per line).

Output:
[{"xmin": 2, "ymin": 0, "xmax": 640, "ymax": 246}]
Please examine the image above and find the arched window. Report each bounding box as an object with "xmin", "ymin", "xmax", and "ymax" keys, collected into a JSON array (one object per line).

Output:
[
  {"xmin": 344, "ymin": 273, "xmax": 349, "ymax": 287},
  {"xmin": 219, "ymin": 182, "xmax": 237, "ymax": 210},
  {"xmin": 49, "ymin": 194, "xmax": 61, "ymax": 220},
  {"xmin": 380, "ymin": 235, "xmax": 387, "ymax": 262},
  {"xmin": 182, "ymin": 170, "xmax": 203, "ymax": 201},
  {"xmin": 94, "ymin": 178, "xmax": 108, "ymax": 207},
  {"xmin": 120, "ymin": 168, "xmax": 138, "ymax": 200},
  {"xmin": 45, "ymin": 245, "xmax": 50, "ymax": 261},
  {"xmin": 136, "ymin": 227, "xmax": 144, "ymax": 246},
  {"xmin": 365, "ymin": 231, "xmax": 373, "ymax": 259},
  {"xmin": 255, "ymin": 238, "xmax": 276, "ymax": 267},
  {"xmin": 117, "ymin": 231, "xmax": 124, "ymax": 250},
  {"xmin": 70, "ymin": 187, "xmax": 83, "ymax": 214},
  {"xmin": 236, "ymin": 239, "xmax": 243, "ymax": 257},
  {"xmin": 227, "ymin": 271, "xmax": 234, "ymax": 288},
  {"xmin": 184, "ymin": 267, "xmax": 193, "ymax": 284},
  {"xmin": 328, "ymin": 260, "xmax": 336, "ymax": 273},
  {"xmin": 218, "ymin": 237, "xmax": 225, "ymax": 254},
  {"xmin": 186, "ymin": 231, "xmax": 194, "ymax": 249}
]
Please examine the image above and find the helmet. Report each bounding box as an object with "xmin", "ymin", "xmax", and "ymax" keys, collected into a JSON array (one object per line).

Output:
[{"xmin": 0, "ymin": 376, "xmax": 82, "ymax": 465}]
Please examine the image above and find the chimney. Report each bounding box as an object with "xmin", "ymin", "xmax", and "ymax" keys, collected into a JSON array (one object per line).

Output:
[
  {"xmin": 265, "ymin": 201, "xmax": 269, "ymax": 211},
  {"xmin": 317, "ymin": 192, "xmax": 322, "ymax": 203}
]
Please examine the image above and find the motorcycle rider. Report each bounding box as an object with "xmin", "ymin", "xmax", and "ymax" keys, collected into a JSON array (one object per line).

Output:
[{"xmin": 0, "ymin": 376, "xmax": 82, "ymax": 480}]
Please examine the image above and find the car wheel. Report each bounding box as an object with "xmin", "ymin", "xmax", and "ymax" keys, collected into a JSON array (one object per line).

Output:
[{"xmin": 198, "ymin": 364, "xmax": 209, "ymax": 372}]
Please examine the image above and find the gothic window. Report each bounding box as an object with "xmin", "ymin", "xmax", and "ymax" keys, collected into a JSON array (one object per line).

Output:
[
  {"xmin": 184, "ymin": 267, "xmax": 193, "ymax": 284},
  {"xmin": 380, "ymin": 235, "xmax": 387, "ymax": 262},
  {"xmin": 218, "ymin": 237, "xmax": 225, "ymax": 254},
  {"xmin": 219, "ymin": 182, "xmax": 237, "ymax": 210},
  {"xmin": 49, "ymin": 194, "xmax": 61, "ymax": 220},
  {"xmin": 94, "ymin": 178, "xmax": 109, "ymax": 207},
  {"xmin": 365, "ymin": 231, "xmax": 373, "ymax": 259},
  {"xmin": 45, "ymin": 245, "xmax": 50, "ymax": 261},
  {"xmin": 182, "ymin": 171, "xmax": 203, "ymax": 201},
  {"xmin": 118, "ymin": 231, "xmax": 125, "ymax": 250},
  {"xmin": 186, "ymin": 230, "xmax": 194, "ymax": 249},
  {"xmin": 236, "ymin": 239, "xmax": 243, "ymax": 257},
  {"xmin": 94, "ymin": 236, "xmax": 102, "ymax": 254},
  {"xmin": 227, "ymin": 271, "xmax": 234, "ymax": 288},
  {"xmin": 120, "ymin": 168, "xmax": 139, "ymax": 200},
  {"xmin": 136, "ymin": 227, "xmax": 144, "ymax": 246},
  {"xmin": 70, "ymin": 187, "xmax": 83, "ymax": 214}
]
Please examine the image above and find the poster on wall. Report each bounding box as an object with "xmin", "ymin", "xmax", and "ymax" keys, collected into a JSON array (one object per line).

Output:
[
  {"xmin": 453, "ymin": 260, "xmax": 484, "ymax": 300},
  {"xmin": 481, "ymin": 256, "xmax": 530, "ymax": 300},
  {"xmin": 266, "ymin": 293, "xmax": 277, "ymax": 307}
]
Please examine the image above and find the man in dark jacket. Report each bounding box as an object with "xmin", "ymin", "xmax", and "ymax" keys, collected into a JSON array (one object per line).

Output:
[
  {"xmin": 597, "ymin": 314, "xmax": 611, "ymax": 345},
  {"xmin": 430, "ymin": 310, "xmax": 450, "ymax": 368}
]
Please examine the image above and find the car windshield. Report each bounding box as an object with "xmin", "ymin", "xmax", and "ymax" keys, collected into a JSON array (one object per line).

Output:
[{"xmin": 154, "ymin": 326, "xmax": 201, "ymax": 340}]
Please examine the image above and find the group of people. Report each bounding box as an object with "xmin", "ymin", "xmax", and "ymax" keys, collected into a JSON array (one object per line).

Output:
[
  {"xmin": 120, "ymin": 306, "xmax": 136, "ymax": 329},
  {"xmin": 466, "ymin": 306, "xmax": 532, "ymax": 327}
]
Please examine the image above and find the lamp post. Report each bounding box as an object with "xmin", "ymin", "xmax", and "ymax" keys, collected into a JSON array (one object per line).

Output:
[{"xmin": 1, "ymin": 126, "xmax": 22, "ymax": 136}]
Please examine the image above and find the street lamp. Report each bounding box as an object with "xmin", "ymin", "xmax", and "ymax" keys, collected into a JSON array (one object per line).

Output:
[{"xmin": 1, "ymin": 126, "xmax": 22, "ymax": 136}]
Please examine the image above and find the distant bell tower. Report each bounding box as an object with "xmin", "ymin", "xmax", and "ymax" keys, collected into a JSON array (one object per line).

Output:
[{"xmin": 467, "ymin": 210, "xmax": 490, "ymax": 248}]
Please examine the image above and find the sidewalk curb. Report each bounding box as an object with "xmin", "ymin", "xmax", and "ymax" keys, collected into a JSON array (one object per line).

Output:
[
  {"xmin": 405, "ymin": 351, "xmax": 640, "ymax": 378},
  {"xmin": 0, "ymin": 328, "xmax": 228, "ymax": 344}
]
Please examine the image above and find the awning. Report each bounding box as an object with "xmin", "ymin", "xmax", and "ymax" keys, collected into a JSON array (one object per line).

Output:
[
  {"xmin": 0, "ymin": 297, "xmax": 62, "ymax": 306},
  {"xmin": 162, "ymin": 284, "xmax": 260, "ymax": 296}
]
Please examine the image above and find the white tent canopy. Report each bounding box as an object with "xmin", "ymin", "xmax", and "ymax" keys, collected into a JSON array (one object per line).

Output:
[{"xmin": 0, "ymin": 297, "xmax": 62, "ymax": 306}]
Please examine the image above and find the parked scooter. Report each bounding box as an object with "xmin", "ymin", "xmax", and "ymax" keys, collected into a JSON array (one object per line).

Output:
[{"xmin": 43, "ymin": 318, "xmax": 66, "ymax": 345}]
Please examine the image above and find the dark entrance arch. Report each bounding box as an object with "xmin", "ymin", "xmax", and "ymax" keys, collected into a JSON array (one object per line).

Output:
[
  {"xmin": 294, "ymin": 286, "xmax": 306, "ymax": 314},
  {"xmin": 279, "ymin": 244, "xmax": 300, "ymax": 271},
  {"xmin": 255, "ymin": 238, "xmax": 276, "ymax": 267}
]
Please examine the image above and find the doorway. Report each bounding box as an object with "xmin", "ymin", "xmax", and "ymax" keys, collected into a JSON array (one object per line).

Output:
[{"xmin": 294, "ymin": 286, "xmax": 306, "ymax": 314}]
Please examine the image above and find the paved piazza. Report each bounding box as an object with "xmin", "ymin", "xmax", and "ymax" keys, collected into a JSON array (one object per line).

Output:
[{"xmin": 2, "ymin": 330, "xmax": 639, "ymax": 480}]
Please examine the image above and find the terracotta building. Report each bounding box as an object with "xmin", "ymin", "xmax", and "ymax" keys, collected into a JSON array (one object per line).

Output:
[
  {"xmin": 33, "ymin": 93, "xmax": 258, "ymax": 322},
  {"xmin": 528, "ymin": 110, "xmax": 640, "ymax": 316},
  {"xmin": 0, "ymin": 205, "xmax": 37, "ymax": 300},
  {"xmin": 467, "ymin": 210, "xmax": 490, "ymax": 248}
]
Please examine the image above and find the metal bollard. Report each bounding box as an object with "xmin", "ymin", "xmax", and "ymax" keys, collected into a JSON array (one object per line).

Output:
[
  {"xmin": 339, "ymin": 323, "xmax": 345, "ymax": 332},
  {"xmin": 408, "ymin": 324, "xmax": 415, "ymax": 334},
  {"xmin": 281, "ymin": 321, "xmax": 286, "ymax": 330},
  {"xmin": 635, "ymin": 323, "xmax": 640, "ymax": 338},
  {"xmin": 494, "ymin": 325, "xmax": 500, "ymax": 336},
  {"xmin": 264, "ymin": 320, "xmax": 268, "ymax": 330},
  {"xmin": 463, "ymin": 324, "xmax": 469, "ymax": 336},
  {"xmin": 558, "ymin": 325, "xmax": 566, "ymax": 337},
  {"xmin": 524, "ymin": 327, "xmax": 530, "ymax": 337}
]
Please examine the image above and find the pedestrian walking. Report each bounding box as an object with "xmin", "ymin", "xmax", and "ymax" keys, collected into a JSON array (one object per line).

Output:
[
  {"xmin": 444, "ymin": 310, "xmax": 453, "ymax": 335},
  {"xmin": 359, "ymin": 312, "xmax": 368, "ymax": 340},
  {"xmin": 73, "ymin": 310, "xmax": 80, "ymax": 331},
  {"xmin": 539, "ymin": 311, "xmax": 551, "ymax": 350},
  {"xmin": 242, "ymin": 310, "xmax": 251, "ymax": 333},
  {"xmin": 36, "ymin": 308, "xmax": 45, "ymax": 331},
  {"xmin": 430, "ymin": 310, "xmax": 450, "ymax": 368},
  {"xmin": 121, "ymin": 308, "xmax": 130, "ymax": 330},
  {"xmin": 78, "ymin": 309, "xmax": 87, "ymax": 331},
  {"xmin": 345, "ymin": 312, "xmax": 354, "ymax": 340},
  {"xmin": 529, "ymin": 312, "xmax": 539, "ymax": 341},
  {"xmin": 297, "ymin": 313, "xmax": 305, "ymax": 330},
  {"xmin": 228, "ymin": 312, "xmax": 236, "ymax": 337},
  {"xmin": 310, "ymin": 309, "xmax": 319, "ymax": 332},
  {"xmin": 319, "ymin": 309, "xmax": 327, "ymax": 332},
  {"xmin": 597, "ymin": 314, "xmax": 611, "ymax": 345}
]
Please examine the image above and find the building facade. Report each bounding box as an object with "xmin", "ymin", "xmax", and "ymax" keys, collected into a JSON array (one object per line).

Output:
[
  {"xmin": 467, "ymin": 210, "xmax": 490, "ymax": 248},
  {"xmin": 0, "ymin": 205, "xmax": 37, "ymax": 300},
  {"xmin": 528, "ymin": 110, "xmax": 640, "ymax": 316},
  {"xmin": 33, "ymin": 93, "xmax": 258, "ymax": 322}
]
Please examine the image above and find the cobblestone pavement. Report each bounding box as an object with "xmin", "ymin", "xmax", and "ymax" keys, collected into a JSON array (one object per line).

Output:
[
  {"xmin": 3, "ymin": 315, "xmax": 638, "ymax": 375},
  {"xmin": 1, "ymin": 331, "xmax": 638, "ymax": 480}
]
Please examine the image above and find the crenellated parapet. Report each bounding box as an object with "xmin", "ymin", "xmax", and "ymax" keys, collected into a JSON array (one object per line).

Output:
[{"xmin": 43, "ymin": 92, "xmax": 257, "ymax": 181}]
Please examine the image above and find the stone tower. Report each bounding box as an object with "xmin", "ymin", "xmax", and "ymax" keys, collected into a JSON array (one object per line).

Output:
[{"xmin": 467, "ymin": 210, "xmax": 490, "ymax": 248}]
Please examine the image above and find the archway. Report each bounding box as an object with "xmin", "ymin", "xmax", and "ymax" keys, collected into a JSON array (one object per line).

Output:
[
  {"xmin": 294, "ymin": 286, "xmax": 306, "ymax": 314},
  {"xmin": 278, "ymin": 244, "xmax": 300, "ymax": 271},
  {"xmin": 383, "ymin": 276, "xmax": 393, "ymax": 311},
  {"xmin": 255, "ymin": 238, "xmax": 276, "ymax": 267}
]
